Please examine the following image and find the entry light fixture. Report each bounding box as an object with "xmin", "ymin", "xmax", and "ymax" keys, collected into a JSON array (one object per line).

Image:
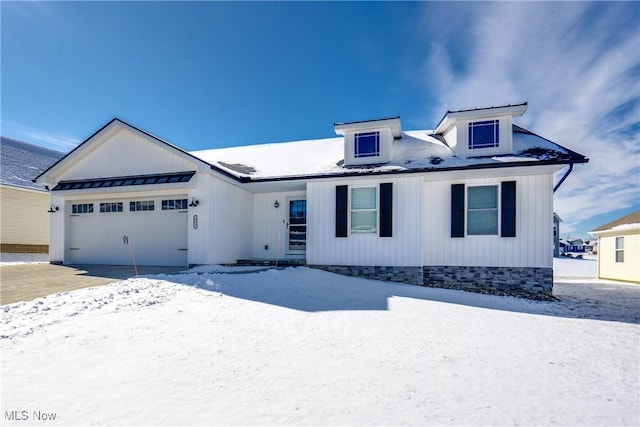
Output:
[
  {"xmin": 274, "ymin": 200, "xmax": 280, "ymax": 208},
  {"xmin": 188, "ymin": 197, "xmax": 200, "ymax": 207},
  {"xmin": 48, "ymin": 205, "xmax": 59, "ymax": 213}
]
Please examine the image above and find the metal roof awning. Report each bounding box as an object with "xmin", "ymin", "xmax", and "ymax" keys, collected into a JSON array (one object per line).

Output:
[{"xmin": 51, "ymin": 171, "xmax": 195, "ymax": 191}]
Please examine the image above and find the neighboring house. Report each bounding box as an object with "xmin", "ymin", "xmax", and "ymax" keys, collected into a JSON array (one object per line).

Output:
[
  {"xmin": 0, "ymin": 137, "xmax": 63, "ymax": 253},
  {"xmin": 590, "ymin": 210, "xmax": 640, "ymax": 283},
  {"xmin": 553, "ymin": 213, "xmax": 562, "ymax": 257},
  {"xmin": 35, "ymin": 103, "xmax": 588, "ymax": 298},
  {"xmin": 560, "ymin": 238, "xmax": 586, "ymax": 253}
]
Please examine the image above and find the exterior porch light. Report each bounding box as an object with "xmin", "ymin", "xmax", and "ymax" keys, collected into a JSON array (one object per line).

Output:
[
  {"xmin": 48, "ymin": 205, "xmax": 59, "ymax": 213},
  {"xmin": 188, "ymin": 197, "xmax": 200, "ymax": 207},
  {"xmin": 274, "ymin": 200, "xmax": 280, "ymax": 208}
]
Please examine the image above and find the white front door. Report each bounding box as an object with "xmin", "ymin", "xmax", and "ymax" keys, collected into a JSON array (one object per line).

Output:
[{"xmin": 287, "ymin": 199, "xmax": 306, "ymax": 254}]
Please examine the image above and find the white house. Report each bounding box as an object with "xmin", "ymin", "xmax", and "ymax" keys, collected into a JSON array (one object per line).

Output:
[
  {"xmin": 35, "ymin": 103, "xmax": 588, "ymax": 298},
  {"xmin": 1, "ymin": 137, "xmax": 63, "ymax": 253}
]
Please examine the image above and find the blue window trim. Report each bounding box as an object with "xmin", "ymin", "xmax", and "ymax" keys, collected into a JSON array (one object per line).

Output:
[
  {"xmin": 354, "ymin": 131, "xmax": 380, "ymax": 158},
  {"xmin": 469, "ymin": 120, "xmax": 499, "ymax": 149}
]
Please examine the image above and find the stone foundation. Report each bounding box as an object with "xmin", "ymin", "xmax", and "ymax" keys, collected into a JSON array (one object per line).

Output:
[
  {"xmin": 309, "ymin": 265, "xmax": 423, "ymax": 285},
  {"xmin": 423, "ymin": 265, "xmax": 553, "ymax": 299}
]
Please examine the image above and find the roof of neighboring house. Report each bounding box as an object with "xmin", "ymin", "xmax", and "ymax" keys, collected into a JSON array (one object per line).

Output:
[
  {"xmin": 1, "ymin": 136, "xmax": 63, "ymax": 191},
  {"xmin": 591, "ymin": 210, "xmax": 640, "ymax": 233},
  {"xmin": 191, "ymin": 124, "xmax": 588, "ymax": 182}
]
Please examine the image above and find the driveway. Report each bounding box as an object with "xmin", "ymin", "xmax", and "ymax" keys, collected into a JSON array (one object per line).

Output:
[{"xmin": 0, "ymin": 264, "xmax": 183, "ymax": 305}]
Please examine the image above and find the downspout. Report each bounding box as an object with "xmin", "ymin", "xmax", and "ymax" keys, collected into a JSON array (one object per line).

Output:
[{"xmin": 553, "ymin": 163, "xmax": 574, "ymax": 193}]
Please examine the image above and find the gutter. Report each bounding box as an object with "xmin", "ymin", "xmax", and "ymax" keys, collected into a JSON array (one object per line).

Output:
[{"xmin": 553, "ymin": 163, "xmax": 573, "ymax": 193}]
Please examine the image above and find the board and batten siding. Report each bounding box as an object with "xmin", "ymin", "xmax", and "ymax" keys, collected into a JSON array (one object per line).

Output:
[
  {"xmin": 49, "ymin": 193, "xmax": 66, "ymax": 262},
  {"xmin": 251, "ymin": 191, "xmax": 306, "ymax": 260},
  {"xmin": 423, "ymin": 172, "xmax": 554, "ymax": 268},
  {"xmin": 0, "ymin": 185, "xmax": 50, "ymax": 246},
  {"xmin": 597, "ymin": 231, "xmax": 640, "ymax": 283},
  {"xmin": 307, "ymin": 176, "xmax": 423, "ymax": 267},
  {"xmin": 56, "ymin": 128, "xmax": 198, "ymax": 182},
  {"xmin": 189, "ymin": 173, "xmax": 253, "ymax": 265}
]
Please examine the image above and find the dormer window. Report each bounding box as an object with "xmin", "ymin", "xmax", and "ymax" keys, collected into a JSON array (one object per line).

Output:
[
  {"xmin": 469, "ymin": 120, "xmax": 499, "ymax": 149},
  {"xmin": 434, "ymin": 103, "xmax": 527, "ymax": 158},
  {"xmin": 334, "ymin": 117, "xmax": 401, "ymax": 167},
  {"xmin": 354, "ymin": 132, "xmax": 380, "ymax": 158}
]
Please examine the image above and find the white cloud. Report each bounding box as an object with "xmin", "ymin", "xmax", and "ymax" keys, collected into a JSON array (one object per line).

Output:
[
  {"xmin": 421, "ymin": 2, "xmax": 640, "ymax": 237},
  {"xmin": 1, "ymin": 120, "xmax": 79, "ymax": 152}
]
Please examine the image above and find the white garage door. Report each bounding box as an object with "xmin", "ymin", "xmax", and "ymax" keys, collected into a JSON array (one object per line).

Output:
[{"xmin": 67, "ymin": 197, "xmax": 188, "ymax": 266}]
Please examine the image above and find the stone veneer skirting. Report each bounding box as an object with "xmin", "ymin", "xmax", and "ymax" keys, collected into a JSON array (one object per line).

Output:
[
  {"xmin": 309, "ymin": 265, "xmax": 424, "ymax": 285},
  {"xmin": 423, "ymin": 265, "xmax": 553, "ymax": 299},
  {"xmin": 310, "ymin": 264, "xmax": 553, "ymax": 300}
]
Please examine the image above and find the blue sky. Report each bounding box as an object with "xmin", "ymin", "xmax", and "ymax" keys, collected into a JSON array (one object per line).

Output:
[{"xmin": 2, "ymin": 1, "xmax": 639, "ymax": 239}]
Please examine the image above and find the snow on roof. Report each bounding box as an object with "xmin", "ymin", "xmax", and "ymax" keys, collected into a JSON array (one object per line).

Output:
[
  {"xmin": 591, "ymin": 210, "xmax": 640, "ymax": 233},
  {"xmin": 1, "ymin": 137, "xmax": 63, "ymax": 191},
  {"xmin": 191, "ymin": 125, "xmax": 584, "ymax": 181}
]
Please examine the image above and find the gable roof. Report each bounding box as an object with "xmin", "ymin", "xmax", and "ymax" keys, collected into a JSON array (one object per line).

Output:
[
  {"xmin": 35, "ymin": 118, "xmax": 239, "ymax": 184},
  {"xmin": 0, "ymin": 136, "xmax": 63, "ymax": 191},
  {"xmin": 591, "ymin": 210, "xmax": 640, "ymax": 233}
]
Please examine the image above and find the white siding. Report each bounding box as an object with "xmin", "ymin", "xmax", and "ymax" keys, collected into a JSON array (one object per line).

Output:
[
  {"xmin": 57, "ymin": 128, "xmax": 197, "ymax": 181},
  {"xmin": 251, "ymin": 191, "xmax": 306, "ymax": 260},
  {"xmin": 423, "ymin": 172, "xmax": 553, "ymax": 268},
  {"xmin": 0, "ymin": 185, "xmax": 50, "ymax": 245},
  {"xmin": 307, "ymin": 176, "xmax": 423, "ymax": 267},
  {"xmin": 49, "ymin": 194, "xmax": 66, "ymax": 262},
  {"xmin": 189, "ymin": 173, "xmax": 252, "ymax": 265}
]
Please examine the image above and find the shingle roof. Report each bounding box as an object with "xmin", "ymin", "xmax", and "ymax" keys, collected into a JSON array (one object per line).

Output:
[
  {"xmin": 0, "ymin": 137, "xmax": 63, "ymax": 191},
  {"xmin": 591, "ymin": 210, "xmax": 640, "ymax": 232}
]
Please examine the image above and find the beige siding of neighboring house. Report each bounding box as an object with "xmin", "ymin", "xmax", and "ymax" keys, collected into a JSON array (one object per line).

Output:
[
  {"xmin": 598, "ymin": 230, "xmax": 640, "ymax": 283},
  {"xmin": 0, "ymin": 185, "xmax": 50, "ymax": 252}
]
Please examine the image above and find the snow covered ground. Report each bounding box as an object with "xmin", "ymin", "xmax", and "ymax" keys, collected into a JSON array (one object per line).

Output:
[
  {"xmin": 0, "ymin": 253, "xmax": 49, "ymax": 265},
  {"xmin": 1, "ymin": 264, "xmax": 638, "ymax": 426}
]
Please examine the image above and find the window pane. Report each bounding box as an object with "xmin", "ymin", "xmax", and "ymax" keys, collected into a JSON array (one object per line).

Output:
[
  {"xmin": 467, "ymin": 186, "xmax": 498, "ymax": 235},
  {"xmin": 469, "ymin": 120, "xmax": 499, "ymax": 149},
  {"xmin": 355, "ymin": 132, "xmax": 379, "ymax": 158},
  {"xmin": 351, "ymin": 188, "xmax": 376, "ymax": 210},
  {"xmin": 616, "ymin": 251, "xmax": 624, "ymax": 263},
  {"xmin": 468, "ymin": 186, "xmax": 497, "ymax": 209},
  {"xmin": 468, "ymin": 210, "xmax": 498, "ymax": 235},
  {"xmin": 615, "ymin": 237, "xmax": 624, "ymax": 250},
  {"xmin": 351, "ymin": 211, "xmax": 377, "ymax": 234}
]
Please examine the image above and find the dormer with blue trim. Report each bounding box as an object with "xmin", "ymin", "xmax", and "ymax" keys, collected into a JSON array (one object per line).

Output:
[
  {"xmin": 334, "ymin": 116, "xmax": 401, "ymax": 166},
  {"xmin": 434, "ymin": 103, "xmax": 527, "ymax": 158}
]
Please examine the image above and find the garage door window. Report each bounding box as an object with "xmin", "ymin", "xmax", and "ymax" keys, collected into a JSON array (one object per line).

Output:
[
  {"xmin": 72, "ymin": 203, "xmax": 93, "ymax": 214},
  {"xmin": 100, "ymin": 202, "xmax": 123, "ymax": 213},
  {"xmin": 130, "ymin": 201, "xmax": 155, "ymax": 211},
  {"xmin": 162, "ymin": 199, "xmax": 188, "ymax": 210}
]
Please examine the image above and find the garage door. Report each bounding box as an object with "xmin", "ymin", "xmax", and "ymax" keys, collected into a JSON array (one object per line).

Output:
[{"xmin": 67, "ymin": 197, "xmax": 188, "ymax": 266}]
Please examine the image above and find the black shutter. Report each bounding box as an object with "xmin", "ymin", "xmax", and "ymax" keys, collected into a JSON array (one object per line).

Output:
[
  {"xmin": 501, "ymin": 181, "xmax": 516, "ymax": 237},
  {"xmin": 380, "ymin": 183, "xmax": 393, "ymax": 237},
  {"xmin": 336, "ymin": 185, "xmax": 348, "ymax": 237},
  {"xmin": 451, "ymin": 184, "xmax": 465, "ymax": 238}
]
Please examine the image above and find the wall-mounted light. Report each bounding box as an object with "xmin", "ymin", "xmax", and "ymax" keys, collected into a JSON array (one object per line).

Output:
[
  {"xmin": 48, "ymin": 205, "xmax": 59, "ymax": 213},
  {"xmin": 188, "ymin": 197, "xmax": 200, "ymax": 207},
  {"xmin": 274, "ymin": 200, "xmax": 280, "ymax": 208}
]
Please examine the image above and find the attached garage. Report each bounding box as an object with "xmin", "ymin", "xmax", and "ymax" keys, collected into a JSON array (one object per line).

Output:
[{"xmin": 66, "ymin": 196, "xmax": 189, "ymax": 266}]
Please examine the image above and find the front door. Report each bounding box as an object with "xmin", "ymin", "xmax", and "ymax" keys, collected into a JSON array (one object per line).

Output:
[{"xmin": 288, "ymin": 199, "xmax": 306, "ymax": 253}]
